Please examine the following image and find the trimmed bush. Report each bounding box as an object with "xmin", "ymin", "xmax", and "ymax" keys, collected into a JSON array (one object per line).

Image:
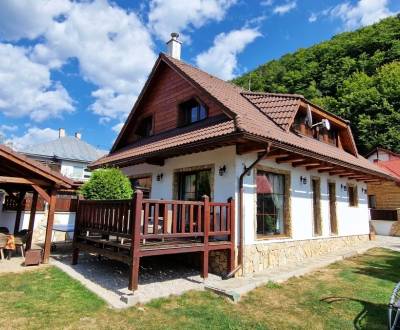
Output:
[{"xmin": 80, "ymin": 168, "xmax": 133, "ymax": 200}]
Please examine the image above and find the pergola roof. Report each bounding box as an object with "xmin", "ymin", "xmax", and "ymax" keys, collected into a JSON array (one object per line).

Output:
[{"xmin": 0, "ymin": 144, "xmax": 73, "ymax": 191}]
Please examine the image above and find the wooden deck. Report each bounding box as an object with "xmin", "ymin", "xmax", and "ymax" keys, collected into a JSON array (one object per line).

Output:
[{"xmin": 72, "ymin": 191, "xmax": 235, "ymax": 291}]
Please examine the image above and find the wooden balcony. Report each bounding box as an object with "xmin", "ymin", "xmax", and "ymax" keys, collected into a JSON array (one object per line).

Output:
[{"xmin": 72, "ymin": 191, "xmax": 235, "ymax": 291}]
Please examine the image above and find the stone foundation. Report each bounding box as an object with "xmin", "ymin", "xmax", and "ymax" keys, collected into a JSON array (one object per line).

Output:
[
  {"xmin": 243, "ymin": 234, "xmax": 370, "ymax": 275},
  {"xmin": 390, "ymin": 222, "xmax": 400, "ymax": 236},
  {"xmin": 209, "ymin": 250, "xmax": 228, "ymax": 275}
]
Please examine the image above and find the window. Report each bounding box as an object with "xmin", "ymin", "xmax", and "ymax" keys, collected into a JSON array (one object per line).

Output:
[
  {"xmin": 179, "ymin": 99, "xmax": 207, "ymax": 126},
  {"xmin": 131, "ymin": 176, "xmax": 152, "ymax": 199},
  {"xmin": 368, "ymin": 194, "xmax": 376, "ymax": 209},
  {"xmin": 256, "ymin": 171, "xmax": 286, "ymax": 237},
  {"xmin": 348, "ymin": 185, "xmax": 358, "ymax": 207},
  {"xmin": 178, "ymin": 170, "xmax": 211, "ymax": 201},
  {"xmin": 136, "ymin": 116, "xmax": 153, "ymax": 137},
  {"xmin": 83, "ymin": 168, "xmax": 91, "ymax": 180}
]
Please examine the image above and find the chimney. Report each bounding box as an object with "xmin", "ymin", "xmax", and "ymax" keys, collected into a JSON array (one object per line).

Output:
[
  {"xmin": 59, "ymin": 128, "xmax": 66, "ymax": 138},
  {"xmin": 75, "ymin": 132, "xmax": 82, "ymax": 140},
  {"xmin": 166, "ymin": 32, "xmax": 181, "ymax": 60}
]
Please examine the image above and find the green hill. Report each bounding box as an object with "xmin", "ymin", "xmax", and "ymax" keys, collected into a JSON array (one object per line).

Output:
[{"xmin": 233, "ymin": 15, "xmax": 400, "ymax": 154}]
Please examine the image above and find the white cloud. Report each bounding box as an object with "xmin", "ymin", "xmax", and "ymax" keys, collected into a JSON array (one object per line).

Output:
[
  {"xmin": 6, "ymin": 127, "xmax": 59, "ymax": 150},
  {"xmin": 273, "ymin": 1, "xmax": 297, "ymax": 15},
  {"xmin": 0, "ymin": 124, "xmax": 17, "ymax": 133},
  {"xmin": 260, "ymin": 0, "xmax": 274, "ymax": 6},
  {"xmin": 0, "ymin": 43, "xmax": 74, "ymax": 121},
  {"xmin": 30, "ymin": 0, "xmax": 157, "ymax": 121},
  {"xmin": 148, "ymin": 0, "xmax": 237, "ymax": 41},
  {"xmin": 329, "ymin": 0, "xmax": 395, "ymax": 30},
  {"xmin": 112, "ymin": 122, "xmax": 124, "ymax": 133},
  {"xmin": 308, "ymin": 13, "xmax": 317, "ymax": 23},
  {"xmin": 195, "ymin": 28, "xmax": 261, "ymax": 80},
  {"xmin": 0, "ymin": 0, "xmax": 71, "ymax": 41}
]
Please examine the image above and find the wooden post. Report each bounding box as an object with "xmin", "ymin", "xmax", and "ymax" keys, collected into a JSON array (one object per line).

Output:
[
  {"xmin": 14, "ymin": 191, "xmax": 26, "ymax": 234},
  {"xmin": 128, "ymin": 190, "xmax": 143, "ymax": 291},
  {"xmin": 227, "ymin": 197, "xmax": 236, "ymax": 273},
  {"xmin": 26, "ymin": 191, "xmax": 38, "ymax": 250},
  {"xmin": 42, "ymin": 189, "xmax": 57, "ymax": 264},
  {"xmin": 72, "ymin": 195, "xmax": 82, "ymax": 265},
  {"xmin": 201, "ymin": 195, "xmax": 210, "ymax": 279}
]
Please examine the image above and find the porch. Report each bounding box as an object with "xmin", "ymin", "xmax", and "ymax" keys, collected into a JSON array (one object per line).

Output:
[{"xmin": 71, "ymin": 191, "xmax": 235, "ymax": 291}]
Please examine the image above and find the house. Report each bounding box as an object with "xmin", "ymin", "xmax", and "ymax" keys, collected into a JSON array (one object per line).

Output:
[
  {"xmin": 88, "ymin": 34, "xmax": 397, "ymax": 277},
  {"xmin": 366, "ymin": 148, "xmax": 400, "ymax": 236},
  {"xmin": 18, "ymin": 129, "xmax": 107, "ymax": 182}
]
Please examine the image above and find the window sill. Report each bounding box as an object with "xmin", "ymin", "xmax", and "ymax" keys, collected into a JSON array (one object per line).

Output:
[{"xmin": 255, "ymin": 234, "xmax": 290, "ymax": 241}]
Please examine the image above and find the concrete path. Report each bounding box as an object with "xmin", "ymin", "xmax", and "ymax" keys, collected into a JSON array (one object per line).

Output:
[{"xmin": 205, "ymin": 235, "xmax": 400, "ymax": 301}]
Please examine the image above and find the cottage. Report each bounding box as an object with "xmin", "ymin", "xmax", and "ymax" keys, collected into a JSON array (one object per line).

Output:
[{"xmin": 82, "ymin": 34, "xmax": 396, "ymax": 285}]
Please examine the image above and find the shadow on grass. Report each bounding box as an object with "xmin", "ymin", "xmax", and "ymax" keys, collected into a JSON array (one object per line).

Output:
[
  {"xmin": 321, "ymin": 296, "xmax": 387, "ymax": 330},
  {"xmin": 353, "ymin": 251, "xmax": 400, "ymax": 284}
]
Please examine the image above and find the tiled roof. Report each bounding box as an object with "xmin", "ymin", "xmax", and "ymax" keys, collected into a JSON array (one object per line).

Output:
[
  {"xmin": 241, "ymin": 92, "xmax": 301, "ymax": 130},
  {"xmin": 93, "ymin": 53, "xmax": 396, "ymax": 181},
  {"xmin": 92, "ymin": 120, "xmax": 236, "ymax": 167},
  {"xmin": 19, "ymin": 136, "xmax": 107, "ymax": 163},
  {"xmin": 376, "ymin": 160, "xmax": 400, "ymax": 179}
]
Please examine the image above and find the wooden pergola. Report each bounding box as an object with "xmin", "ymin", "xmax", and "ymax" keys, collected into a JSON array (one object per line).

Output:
[{"xmin": 0, "ymin": 145, "xmax": 74, "ymax": 263}]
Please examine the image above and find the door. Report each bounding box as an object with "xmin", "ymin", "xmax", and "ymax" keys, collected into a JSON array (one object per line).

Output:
[
  {"xmin": 178, "ymin": 170, "xmax": 211, "ymax": 201},
  {"xmin": 328, "ymin": 182, "xmax": 337, "ymax": 235}
]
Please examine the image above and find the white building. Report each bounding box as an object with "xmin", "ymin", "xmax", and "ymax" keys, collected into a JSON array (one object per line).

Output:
[
  {"xmin": 19, "ymin": 129, "xmax": 107, "ymax": 182},
  {"xmin": 89, "ymin": 36, "xmax": 396, "ymax": 275}
]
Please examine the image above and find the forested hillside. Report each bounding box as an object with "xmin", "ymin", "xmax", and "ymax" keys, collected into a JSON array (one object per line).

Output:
[{"xmin": 233, "ymin": 15, "xmax": 400, "ymax": 154}]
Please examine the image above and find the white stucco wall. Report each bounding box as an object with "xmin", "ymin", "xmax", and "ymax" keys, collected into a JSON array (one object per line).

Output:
[
  {"xmin": 60, "ymin": 160, "xmax": 91, "ymax": 181},
  {"xmin": 371, "ymin": 220, "xmax": 395, "ymax": 235},
  {"xmin": 119, "ymin": 146, "xmax": 370, "ymax": 247}
]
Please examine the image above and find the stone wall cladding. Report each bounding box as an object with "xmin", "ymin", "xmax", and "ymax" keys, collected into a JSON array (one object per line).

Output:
[
  {"xmin": 243, "ymin": 235, "xmax": 370, "ymax": 275},
  {"xmin": 209, "ymin": 250, "xmax": 228, "ymax": 275}
]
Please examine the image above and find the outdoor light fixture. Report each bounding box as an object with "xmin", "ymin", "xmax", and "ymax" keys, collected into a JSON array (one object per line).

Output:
[
  {"xmin": 341, "ymin": 184, "xmax": 347, "ymax": 192},
  {"xmin": 156, "ymin": 173, "xmax": 164, "ymax": 181},
  {"xmin": 362, "ymin": 188, "xmax": 367, "ymax": 194},
  {"xmin": 300, "ymin": 176, "xmax": 307, "ymax": 185},
  {"xmin": 219, "ymin": 165, "xmax": 227, "ymax": 176},
  {"xmin": 243, "ymin": 164, "xmax": 251, "ymax": 176}
]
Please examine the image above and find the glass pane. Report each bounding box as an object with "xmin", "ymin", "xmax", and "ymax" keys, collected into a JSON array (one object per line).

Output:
[
  {"xmin": 196, "ymin": 170, "xmax": 211, "ymax": 200},
  {"xmin": 199, "ymin": 105, "xmax": 207, "ymax": 120},
  {"xmin": 191, "ymin": 106, "xmax": 198, "ymax": 123}
]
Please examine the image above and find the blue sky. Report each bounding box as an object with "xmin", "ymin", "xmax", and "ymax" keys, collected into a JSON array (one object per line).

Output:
[{"xmin": 0, "ymin": 0, "xmax": 398, "ymax": 152}]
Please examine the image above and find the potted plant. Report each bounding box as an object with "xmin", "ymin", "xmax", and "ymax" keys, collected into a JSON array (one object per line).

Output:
[{"xmin": 264, "ymin": 215, "xmax": 277, "ymax": 235}]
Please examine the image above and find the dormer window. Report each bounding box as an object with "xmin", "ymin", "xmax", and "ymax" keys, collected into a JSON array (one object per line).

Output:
[
  {"xmin": 136, "ymin": 115, "xmax": 153, "ymax": 137},
  {"xmin": 179, "ymin": 99, "xmax": 207, "ymax": 126}
]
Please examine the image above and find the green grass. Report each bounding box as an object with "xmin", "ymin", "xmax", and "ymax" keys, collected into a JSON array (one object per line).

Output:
[{"xmin": 0, "ymin": 248, "xmax": 399, "ymax": 329}]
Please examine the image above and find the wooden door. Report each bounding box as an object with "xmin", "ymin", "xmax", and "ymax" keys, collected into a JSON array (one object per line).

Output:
[{"xmin": 328, "ymin": 182, "xmax": 338, "ymax": 235}]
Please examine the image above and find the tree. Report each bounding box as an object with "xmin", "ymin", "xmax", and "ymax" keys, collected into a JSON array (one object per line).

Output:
[{"xmin": 80, "ymin": 168, "xmax": 133, "ymax": 200}]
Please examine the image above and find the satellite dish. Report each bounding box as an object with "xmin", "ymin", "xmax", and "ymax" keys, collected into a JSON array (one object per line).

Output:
[
  {"xmin": 305, "ymin": 105, "xmax": 313, "ymax": 128},
  {"xmin": 321, "ymin": 118, "xmax": 331, "ymax": 130}
]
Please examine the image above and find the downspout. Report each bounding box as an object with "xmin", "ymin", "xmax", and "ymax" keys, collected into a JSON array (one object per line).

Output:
[{"xmin": 225, "ymin": 142, "xmax": 271, "ymax": 279}]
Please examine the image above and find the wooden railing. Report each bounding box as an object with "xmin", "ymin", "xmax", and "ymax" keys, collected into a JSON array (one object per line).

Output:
[
  {"xmin": 75, "ymin": 195, "xmax": 235, "ymax": 242},
  {"xmin": 370, "ymin": 209, "xmax": 398, "ymax": 221}
]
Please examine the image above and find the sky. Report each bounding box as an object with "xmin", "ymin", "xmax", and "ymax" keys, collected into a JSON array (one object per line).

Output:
[{"xmin": 0, "ymin": 0, "xmax": 399, "ymax": 152}]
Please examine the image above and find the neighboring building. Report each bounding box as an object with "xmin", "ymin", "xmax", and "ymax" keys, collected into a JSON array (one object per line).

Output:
[
  {"xmin": 90, "ymin": 35, "xmax": 397, "ymax": 275},
  {"xmin": 366, "ymin": 147, "xmax": 400, "ymax": 163},
  {"xmin": 19, "ymin": 129, "xmax": 107, "ymax": 182}
]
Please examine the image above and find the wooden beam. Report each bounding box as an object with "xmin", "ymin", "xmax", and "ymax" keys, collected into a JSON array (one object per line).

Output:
[
  {"xmin": 317, "ymin": 167, "xmax": 335, "ymax": 173},
  {"xmin": 0, "ymin": 176, "xmax": 48, "ymax": 186},
  {"xmin": 292, "ymin": 160, "xmax": 321, "ymax": 168},
  {"xmin": 26, "ymin": 191, "xmax": 38, "ymax": 250},
  {"xmin": 236, "ymin": 142, "xmax": 266, "ymax": 155},
  {"xmin": 329, "ymin": 170, "xmax": 348, "ymax": 175},
  {"xmin": 276, "ymin": 156, "xmax": 306, "ymax": 164},
  {"xmin": 43, "ymin": 189, "xmax": 57, "ymax": 263},
  {"xmin": 32, "ymin": 184, "xmax": 50, "ymax": 204},
  {"xmin": 264, "ymin": 150, "xmax": 290, "ymax": 159},
  {"xmin": 145, "ymin": 157, "xmax": 165, "ymax": 166},
  {"xmin": 13, "ymin": 191, "xmax": 26, "ymax": 234},
  {"xmin": 339, "ymin": 172, "xmax": 357, "ymax": 177}
]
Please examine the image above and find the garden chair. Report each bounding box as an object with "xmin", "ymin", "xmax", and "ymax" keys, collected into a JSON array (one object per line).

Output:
[
  {"xmin": 0, "ymin": 233, "xmax": 7, "ymax": 260},
  {"xmin": 389, "ymin": 281, "xmax": 400, "ymax": 330},
  {"xmin": 14, "ymin": 230, "xmax": 31, "ymax": 257}
]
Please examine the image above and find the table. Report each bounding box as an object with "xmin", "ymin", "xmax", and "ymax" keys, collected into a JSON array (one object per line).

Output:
[{"xmin": 43, "ymin": 224, "xmax": 75, "ymax": 250}]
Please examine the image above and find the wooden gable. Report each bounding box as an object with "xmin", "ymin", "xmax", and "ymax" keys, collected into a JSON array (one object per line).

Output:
[{"xmin": 113, "ymin": 58, "xmax": 230, "ymax": 151}]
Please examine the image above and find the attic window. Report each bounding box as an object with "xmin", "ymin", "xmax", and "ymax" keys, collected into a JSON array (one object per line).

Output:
[
  {"xmin": 179, "ymin": 99, "xmax": 207, "ymax": 126},
  {"xmin": 136, "ymin": 115, "xmax": 153, "ymax": 137}
]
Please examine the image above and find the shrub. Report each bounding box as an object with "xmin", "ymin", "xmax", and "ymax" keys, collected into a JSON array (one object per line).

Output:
[{"xmin": 80, "ymin": 168, "xmax": 133, "ymax": 200}]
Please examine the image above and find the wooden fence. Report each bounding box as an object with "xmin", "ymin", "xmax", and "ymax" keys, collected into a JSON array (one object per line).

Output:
[{"xmin": 3, "ymin": 195, "xmax": 78, "ymax": 212}]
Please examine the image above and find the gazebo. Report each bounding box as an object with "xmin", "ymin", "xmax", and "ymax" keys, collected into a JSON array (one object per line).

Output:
[{"xmin": 0, "ymin": 145, "xmax": 74, "ymax": 263}]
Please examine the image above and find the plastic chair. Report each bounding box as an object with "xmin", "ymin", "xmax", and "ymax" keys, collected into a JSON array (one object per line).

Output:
[{"xmin": 389, "ymin": 282, "xmax": 400, "ymax": 330}]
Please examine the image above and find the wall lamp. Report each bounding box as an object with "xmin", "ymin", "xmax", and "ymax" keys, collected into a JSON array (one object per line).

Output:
[
  {"xmin": 219, "ymin": 165, "xmax": 227, "ymax": 176},
  {"xmin": 362, "ymin": 188, "xmax": 367, "ymax": 194},
  {"xmin": 341, "ymin": 184, "xmax": 347, "ymax": 192},
  {"xmin": 156, "ymin": 173, "xmax": 164, "ymax": 181},
  {"xmin": 300, "ymin": 176, "xmax": 307, "ymax": 185}
]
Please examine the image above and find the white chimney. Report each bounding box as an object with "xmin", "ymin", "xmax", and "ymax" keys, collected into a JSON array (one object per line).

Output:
[
  {"xmin": 75, "ymin": 132, "xmax": 82, "ymax": 140},
  {"xmin": 59, "ymin": 128, "xmax": 66, "ymax": 138},
  {"xmin": 166, "ymin": 32, "xmax": 182, "ymax": 60}
]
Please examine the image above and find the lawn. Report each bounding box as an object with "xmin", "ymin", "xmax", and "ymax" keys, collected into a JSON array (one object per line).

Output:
[{"xmin": 0, "ymin": 248, "xmax": 398, "ymax": 330}]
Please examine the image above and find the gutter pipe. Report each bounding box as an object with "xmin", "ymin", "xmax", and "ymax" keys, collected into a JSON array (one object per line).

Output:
[{"xmin": 224, "ymin": 143, "xmax": 271, "ymax": 279}]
